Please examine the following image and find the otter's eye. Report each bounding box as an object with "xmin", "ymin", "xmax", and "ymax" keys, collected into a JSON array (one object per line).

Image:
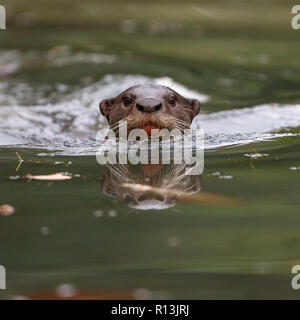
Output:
[
  {"xmin": 168, "ymin": 96, "xmax": 177, "ymax": 106},
  {"xmin": 122, "ymin": 96, "xmax": 133, "ymax": 106}
]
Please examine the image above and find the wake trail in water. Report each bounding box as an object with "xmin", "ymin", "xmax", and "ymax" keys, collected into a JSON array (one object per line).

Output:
[
  {"xmin": 0, "ymin": 74, "xmax": 299, "ymax": 154},
  {"xmin": 193, "ymin": 104, "xmax": 300, "ymax": 149}
]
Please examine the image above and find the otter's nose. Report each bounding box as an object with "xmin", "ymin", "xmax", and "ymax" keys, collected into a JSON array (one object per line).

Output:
[{"xmin": 136, "ymin": 99, "xmax": 162, "ymax": 113}]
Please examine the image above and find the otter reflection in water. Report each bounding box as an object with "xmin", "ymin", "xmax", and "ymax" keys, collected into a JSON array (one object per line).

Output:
[
  {"xmin": 102, "ymin": 160, "xmax": 237, "ymax": 210},
  {"xmin": 102, "ymin": 160, "xmax": 201, "ymax": 210}
]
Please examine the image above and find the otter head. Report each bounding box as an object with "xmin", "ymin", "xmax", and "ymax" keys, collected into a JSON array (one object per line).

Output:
[{"xmin": 99, "ymin": 84, "xmax": 200, "ymax": 135}]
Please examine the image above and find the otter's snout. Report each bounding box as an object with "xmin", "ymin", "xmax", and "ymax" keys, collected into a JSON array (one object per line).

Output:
[{"xmin": 136, "ymin": 99, "xmax": 162, "ymax": 113}]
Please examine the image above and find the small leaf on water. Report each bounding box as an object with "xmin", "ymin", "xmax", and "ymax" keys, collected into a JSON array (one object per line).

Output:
[
  {"xmin": 26, "ymin": 173, "xmax": 72, "ymax": 181},
  {"xmin": 0, "ymin": 204, "xmax": 15, "ymax": 216}
]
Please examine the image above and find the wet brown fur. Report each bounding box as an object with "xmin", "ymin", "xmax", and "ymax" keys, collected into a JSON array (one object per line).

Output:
[{"xmin": 99, "ymin": 84, "xmax": 200, "ymax": 134}]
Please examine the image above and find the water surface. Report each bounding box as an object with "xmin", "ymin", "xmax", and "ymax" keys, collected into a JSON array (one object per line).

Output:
[{"xmin": 0, "ymin": 0, "xmax": 300, "ymax": 299}]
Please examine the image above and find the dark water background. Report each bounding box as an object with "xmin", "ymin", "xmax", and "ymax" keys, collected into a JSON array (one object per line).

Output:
[{"xmin": 0, "ymin": 0, "xmax": 300, "ymax": 299}]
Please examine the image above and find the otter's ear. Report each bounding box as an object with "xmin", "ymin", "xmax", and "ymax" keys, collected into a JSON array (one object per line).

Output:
[
  {"xmin": 99, "ymin": 99, "xmax": 112, "ymax": 119},
  {"xmin": 187, "ymin": 99, "xmax": 201, "ymax": 121}
]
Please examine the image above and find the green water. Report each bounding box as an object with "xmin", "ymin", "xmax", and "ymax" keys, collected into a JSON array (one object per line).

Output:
[{"xmin": 0, "ymin": 0, "xmax": 300, "ymax": 299}]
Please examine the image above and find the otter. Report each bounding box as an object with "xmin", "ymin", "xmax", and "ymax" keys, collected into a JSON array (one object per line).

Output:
[
  {"xmin": 99, "ymin": 84, "xmax": 200, "ymax": 135},
  {"xmin": 99, "ymin": 85, "xmax": 202, "ymax": 210}
]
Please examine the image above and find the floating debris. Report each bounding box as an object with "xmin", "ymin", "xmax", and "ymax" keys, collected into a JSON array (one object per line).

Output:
[
  {"xmin": 9, "ymin": 175, "xmax": 20, "ymax": 180},
  {"xmin": 219, "ymin": 175, "xmax": 234, "ymax": 180},
  {"xmin": 40, "ymin": 226, "xmax": 50, "ymax": 236},
  {"xmin": 16, "ymin": 151, "xmax": 23, "ymax": 162},
  {"xmin": 133, "ymin": 288, "xmax": 152, "ymax": 300},
  {"xmin": 55, "ymin": 284, "xmax": 78, "ymax": 299},
  {"xmin": 207, "ymin": 171, "xmax": 221, "ymax": 177},
  {"xmin": 108, "ymin": 210, "xmax": 117, "ymax": 218},
  {"xmin": 61, "ymin": 172, "xmax": 73, "ymax": 176},
  {"xmin": 167, "ymin": 237, "xmax": 181, "ymax": 247},
  {"xmin": 38, "ymin": 153, "xmax": 57, "ymax": 157},
  {"xmin": 0, "ymin": 204, "xmax": 15, "ymax": 216},
  {"xmin": 16, "ymin": 151, "xmax": 24, "ymax": 171},
  {"xmin": 207, "ymin": 172, "xmax": 234, "ymax": 180},
  {"xmin": 54, "ymin": 162, "xmax": 64, "ymax": 165},
  {"xmin": 289, "ymin": 167, "xmax": 300, "ymax": 171},
  {"xmin": 244, "ymin": 153, "xmax": 269, "ymax": 159},
  {"xmin": 26, "ymin": 173, "xmax": 72, "ymax": 181},
  {"xmin": 93, "ymin": 210, "xmax": 103, "ymax": 218},
  {"xmin": 93, "ymin": 209, "xmax": 117, "ymax": 218}
]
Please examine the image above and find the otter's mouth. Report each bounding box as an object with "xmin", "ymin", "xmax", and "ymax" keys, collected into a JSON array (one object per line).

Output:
[
  {"xmin": 127, "ymin": 116, "xmax": 166, "ymax": 136},
  {"xmin": 142, "ymin": 123, "xmax": 160, "ymax": 136},
  {"xmin": 123, "ymin": 114, "xmax": 185, "ymax": 136}
]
